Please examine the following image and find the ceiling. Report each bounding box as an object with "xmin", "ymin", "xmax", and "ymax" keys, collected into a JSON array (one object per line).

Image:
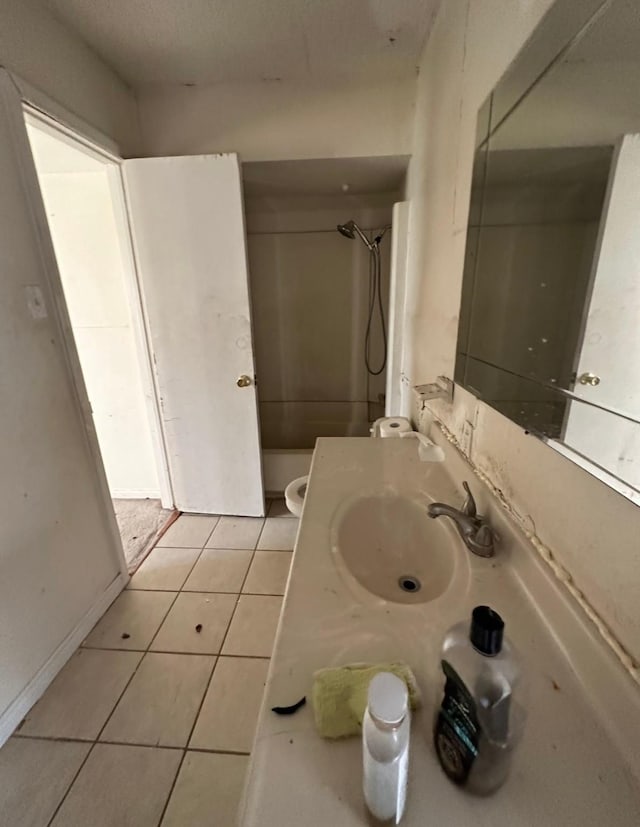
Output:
[
  {"xmin": 43, "ymin": 0, "xmax": 438, "ymax": 88},
  {"xmin": 242, "ymin": 155, "xmax": 408, "ymax": 197}
]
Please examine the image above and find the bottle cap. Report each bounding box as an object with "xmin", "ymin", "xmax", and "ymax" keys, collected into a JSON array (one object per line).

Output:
[
  {"xmin": 368, "ymin": 672, "xmax": 408, "ymax": 726},
  {"xmin": 470, "ymin": 605, "xmax": 504, "ymax": 656}
]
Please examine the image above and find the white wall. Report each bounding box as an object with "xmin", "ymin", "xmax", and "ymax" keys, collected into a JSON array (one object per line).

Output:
[
  {"xmin": 406, "ymin": 0, "xmax": 640, "ymax": 666},
  {"xmin": 0, "ymin": 0, "xmax": 140, "ymax": 740},
  {"xmin": 35, "ymin": 167, "xmax": 160, "ymax": 498},
  {"xmin": 0, "ymin": 73, "xmax": 126, "ymax": 744},
  {"xmin": 0, "ymin": 0, "xmax": 139, "ymax": 154},
  {"xmin": 138, "ymin": 78, "xmax": 415, "ymax": 161},
  {"xmin": 247, "ymin": 200, "xmax": 392, "ymax": 448},
  {"xmin": 0, "ymin": 0, "xmax": 139, "ymax": 744}
]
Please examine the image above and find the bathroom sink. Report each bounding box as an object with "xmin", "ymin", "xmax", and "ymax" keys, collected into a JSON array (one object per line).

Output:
[{"xmin": 331, "ymin": 494, "xmax": 457, "ymax": 604}]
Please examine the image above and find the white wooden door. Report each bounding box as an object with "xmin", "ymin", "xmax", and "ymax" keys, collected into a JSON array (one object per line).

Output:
[
  {"xmin": 563, "ymin": 135, "xmax": 640, "ymax": 488},
  {"xmin": 124, "ymin": 155, "xmax": 264, "ymax": 515}
]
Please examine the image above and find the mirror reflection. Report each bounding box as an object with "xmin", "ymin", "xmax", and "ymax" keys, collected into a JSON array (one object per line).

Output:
[{"xmin": 456, "ymin": 0, "xmax": 640, "ymax": 500}]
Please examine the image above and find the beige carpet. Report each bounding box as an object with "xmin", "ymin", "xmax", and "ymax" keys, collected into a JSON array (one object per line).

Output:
[{"xmin": 112, "ymin": 498, "xmax": 175, "ymax": 573}]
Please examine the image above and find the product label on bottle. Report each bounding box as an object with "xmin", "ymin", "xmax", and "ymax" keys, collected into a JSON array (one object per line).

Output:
[{"xmin": 434, "ymin": 660, "xmax": 479, "ymax": 785}]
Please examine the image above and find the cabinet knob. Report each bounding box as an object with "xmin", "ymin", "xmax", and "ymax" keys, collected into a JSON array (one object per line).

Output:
[
  {"xmin": 578, "ymin": 372, "xmax": 601, "ymax": 386},
  {"xmin": 237, "ymin": 374, "xmax": 252, "ymax": 388}
]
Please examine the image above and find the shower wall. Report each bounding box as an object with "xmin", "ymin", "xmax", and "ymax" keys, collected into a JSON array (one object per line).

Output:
[{"xmin": 246, "ymin": 197, "xmax": 393, "ymax": 449}]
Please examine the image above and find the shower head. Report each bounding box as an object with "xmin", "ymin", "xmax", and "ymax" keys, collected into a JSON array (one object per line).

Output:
[
  {"xmin": 336, "ymin": 219, "xmax": 373, "ymax": 249},
  {"xmin": 337, "ymin": 220, "xmax": 356, "ymax": 239}
]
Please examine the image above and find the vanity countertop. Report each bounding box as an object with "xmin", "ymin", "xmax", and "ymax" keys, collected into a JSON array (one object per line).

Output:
[{"xmin": 239, "ymin": 437, "xmax": 640, "ymax": 826}]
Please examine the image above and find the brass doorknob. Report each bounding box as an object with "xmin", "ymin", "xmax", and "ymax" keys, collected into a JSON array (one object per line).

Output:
[
  {"xmin": 237, "ymin": 375, "xmax": 252, "ymax": 388},
  {"xmin": 578, "ymin": 372, "xmax": 601, "ymax": 386}
]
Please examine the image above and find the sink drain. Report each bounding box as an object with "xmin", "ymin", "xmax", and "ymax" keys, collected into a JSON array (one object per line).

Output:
[{"xmin": 398, "ymin": 575, "xmax": 421, "ymax": 593}]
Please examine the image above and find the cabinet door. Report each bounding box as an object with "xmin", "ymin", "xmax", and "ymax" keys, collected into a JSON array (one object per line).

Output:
[{"xmin": 124, "ymin": 154, "xmax": 264, "ymax": 515}]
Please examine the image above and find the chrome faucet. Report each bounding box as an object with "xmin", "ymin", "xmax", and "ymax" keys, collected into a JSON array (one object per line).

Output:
[{"xmin": 428, "ymin": 481, "xmax": 495, "ymax": 558}]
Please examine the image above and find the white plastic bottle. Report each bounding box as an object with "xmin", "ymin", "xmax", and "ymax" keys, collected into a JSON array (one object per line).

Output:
[{"xmin": 363, "ymin": 672, "xmax": 410, "ymax": 824}]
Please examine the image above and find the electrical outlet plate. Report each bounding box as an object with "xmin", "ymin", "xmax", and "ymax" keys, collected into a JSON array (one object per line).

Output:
[{"xmin": 461, "ymin": 419, "xmax": 474, "ymax": 456}]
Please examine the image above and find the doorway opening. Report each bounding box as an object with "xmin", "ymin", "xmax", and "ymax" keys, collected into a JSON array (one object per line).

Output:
[{"xmin": 24, "ymin": 111, "xmax": 175, "ymax": 570}]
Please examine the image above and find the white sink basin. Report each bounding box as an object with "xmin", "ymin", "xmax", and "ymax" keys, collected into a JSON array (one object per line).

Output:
[
  {"xmin": 331, "ymin": 493, "xmax": 458, "ymax": 604},
  {"xmin": 242, "ymin": 439, "xmax": 640, "ymax": 827}
]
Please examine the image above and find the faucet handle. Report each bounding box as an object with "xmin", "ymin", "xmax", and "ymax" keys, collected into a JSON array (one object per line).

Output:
[
  {"xmin": 474, "ymin": 523, "xmax": 494, "ymax": 548},
  {"xmin": 462, "ymin": 481, "xmax": 477, "ymax": 518}
]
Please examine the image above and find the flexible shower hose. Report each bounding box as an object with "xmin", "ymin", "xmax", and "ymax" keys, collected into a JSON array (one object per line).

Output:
[{"xmin": 365, "ymin": 239, "xmax": 387, "ymax": 376}]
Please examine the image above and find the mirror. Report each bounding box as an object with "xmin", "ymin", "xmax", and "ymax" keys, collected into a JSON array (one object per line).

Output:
[{"xmin": 456, "ymin": 0, "xmax": 640, "ymax": 504}]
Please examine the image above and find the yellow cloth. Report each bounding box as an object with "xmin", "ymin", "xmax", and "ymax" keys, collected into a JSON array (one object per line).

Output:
[{"xmin": 312, "ymin": 662, "xmax": 420, "ymax": 739}]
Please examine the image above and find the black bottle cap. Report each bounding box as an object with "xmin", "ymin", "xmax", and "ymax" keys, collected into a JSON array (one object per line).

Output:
[{"xmin": 470, "ymin": 605, "xmax": 504, "ymax": 656}]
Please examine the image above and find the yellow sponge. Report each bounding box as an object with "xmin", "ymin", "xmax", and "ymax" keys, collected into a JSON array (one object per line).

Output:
[{"xmin": 312, "ymin": 662, "xmax": 421, "ymax": 739}]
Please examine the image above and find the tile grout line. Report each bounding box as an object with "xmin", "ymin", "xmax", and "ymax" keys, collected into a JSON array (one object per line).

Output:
[
  {"xmin": 25, "ymin": 516, "xmax": 204, "ymax": 827},
  {"xmin": 127, "ymin": 588, "xmax": 288, "ymax": 597},
  {"xmin": 155, "ymin": 519, "xmax": 268, "ymax": 826},
  {"xmin": 68, "ymin": 646, "xmax": 271, "ymax": 659},
  {"xmin": 175, "ymin": 540, "xmax": 209, "ymax": 590},
  {"xmin": 45, "ymin": 739, "xmax": 96, "ymax": 827},
  {"xmin": 201, "ymin": 515, "xmax": 222, "ymax": 548},
  {"xmin": 141, "ymin": 539, "xmax": 208, "ymax": 593},
  {"xmin": 45, "ymin": 563, "xmax": 189, "ymax": 826},
  {"xmin": 194, "ymin": 519, "xmax": 266, "ymax": 703},
  {"xmin": 129, "ymin": 549, "xmax": 203, "ymax": 590},
  {"xmin": 238, "ymin": 516, "xmax": 272, "ymax": 601},
  {"xmin": 187, "ymin": 746, "xmax": 250, "ymax": 757},
  {"xmin": 147, "ymin": 744, "xmax": 186, "ymax": 827},
  {"xmin": 11, "ymin": 732, "xmax": 251, "ymax": 756},
  {"xmin": 38, "ymin": 513, "xmax": 280, "ymax": 827},
  {"xmin": 103, "ymin": 741, "xmax": 250, "ymax": 757},
  {"xmin": 144, "ymin": 528, "xmax": 213, "ymax": 651},
  {"xmin": 152, "ymin": 513, "xmax": 220, "ymax": 554}
]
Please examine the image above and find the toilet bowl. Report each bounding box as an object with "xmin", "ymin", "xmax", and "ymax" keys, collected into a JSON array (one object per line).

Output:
[
  {"xmin": 284, "ymin": 419, "xmax": 411, "ymax": 517},
  {"xmin": 285, "ymin": 475, "xmax": 308, "ymax": 517}
]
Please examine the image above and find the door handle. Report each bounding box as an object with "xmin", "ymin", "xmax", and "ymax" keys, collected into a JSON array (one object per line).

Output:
[
  {"xmin": 237, "ymin": 374, "xmax": 252, "ymax": 388},
  {"xmin": 578, "ymin": 372, "xmax": 600, "ymax": 386}
]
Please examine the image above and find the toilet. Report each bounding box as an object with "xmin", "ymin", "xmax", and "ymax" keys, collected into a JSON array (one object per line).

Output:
[
  {"xmin": 285, "ymin": 475, "xmax": 308, "ymax": 517},
  {"xmin": 283, "ymin": 418, "xmax": 412, "ymax": 517}
]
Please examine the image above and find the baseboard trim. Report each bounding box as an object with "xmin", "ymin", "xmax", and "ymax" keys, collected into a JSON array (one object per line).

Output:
[{"xmin": 0, "ymin": 573, "xmax": 127, "ymax": 747}]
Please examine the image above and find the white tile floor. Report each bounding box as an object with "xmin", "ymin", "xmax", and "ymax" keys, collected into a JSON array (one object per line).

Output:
[{"xmin": 1, "ymin": 500, "xmax": 296, "ymax": 827}]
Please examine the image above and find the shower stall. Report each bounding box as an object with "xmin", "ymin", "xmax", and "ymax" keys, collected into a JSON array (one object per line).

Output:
[{"xmin": 242, "ymin": 157, "xmax": 406, "ymax": 491}]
